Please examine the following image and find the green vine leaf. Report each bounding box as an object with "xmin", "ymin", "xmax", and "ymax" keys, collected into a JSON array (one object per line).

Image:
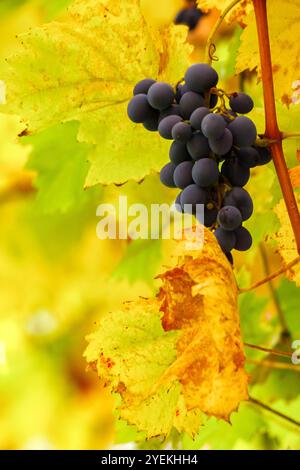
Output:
[{"xmin": 24, "ymin": 121, "xmax": 93, "ymax": 213}]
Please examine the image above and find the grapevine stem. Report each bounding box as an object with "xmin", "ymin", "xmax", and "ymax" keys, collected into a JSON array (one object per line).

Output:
[
  {"xmin": 249, "ymin": 397, "xmax": 300, "ymax": 429},
  {"xmin": 247, "ymin": 358, "xmax": 300, "ymax": 372},
  {"xmin": 253, "ymin": 0, "xmax": 300, "ymax": 254},
  {"xmin": 244, "ymin": 343, "xmax": 292, "ymax": 358},
  {"xmin": 238, "ymin": 255, "xmax": 300, "ymax": 293},
  {"xmin": 259, "ymin": 244, "xmax": 290, "ymax": 337},
  {"xmin": 281, "ymin": 132, "xmax": 300, "ymax": 139},
  {"xmin": 204, "ymin": 0, "xmax": 243, "ymax": 65}
]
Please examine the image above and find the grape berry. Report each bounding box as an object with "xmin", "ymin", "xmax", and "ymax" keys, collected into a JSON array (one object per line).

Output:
[
  {"xmin": 127, "ymin": 63, "xmax": 272, "ymax": 262},
  {"xmin": 174, "ymin": 5, "xmax": 205, "ymax": 31}
]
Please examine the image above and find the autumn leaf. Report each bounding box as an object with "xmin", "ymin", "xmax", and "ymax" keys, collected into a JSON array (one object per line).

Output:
[
  {"xmin": 236, "ymin": 0, "xmax": 300, "ymax": 104},
  {"xmin": 288, "ymin": 148, "xmax": 300, "ymax": 189},
  {"xmin": 273, "ymin": 195, "xmax": 300, "ymax": 286},
  {"xmin": 0, "ymin": 113, "xmax": 33, "ymax": 198},
  {"xmin": 156, "ymin": 229, "xmax": 248, "ymax": 417},
  {"xmin": 85, "ymin": 228, "xmax": 248, "ymax": 438},
  {"xmin": 85, "ymin": 297, "xmax": 182, "ymax": 438},
  {"xmin": 289, "ymin": 166, "xmax": 300, "ymax": 189},
  {"xmin": 1, "ymin": 0, "xmax": 192, "ymax": 186},
  {"xmin": 140, "ymin": 0, "xmax": 182, "ymax": 26}
]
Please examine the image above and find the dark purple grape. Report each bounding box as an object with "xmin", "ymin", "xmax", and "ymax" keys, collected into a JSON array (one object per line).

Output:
[
  {"xmin": 173, "ymin": 161, "xmax": 194, "ymax": 189},
  {"xmin": 158, "ymin": 115, "xmax": 182, "ymax": 139},
  {"xmin": 184, "ymin": 63, "xmax": 218, "ymax": 93},
  {"xmin": 236, "ymin": 146, "xmax": 260, "ymax": 168},
  {"xmin": 209, "ymin": 128, "xmax": 233, "ymax": 156},
  {"xmin": 205, "ymin": 207, "xmax": 218, "ymax": 227},
  {"xmin": 190, "ymin": 107, "xmax": 210, "ymax": 130},
  {"xmin": 147, "ymin": 82, "xmax": 175, "ymax": 111},
  {"xmin": 169, "ymin": 141, "xmax": 191, "ymax": 165},
  {"xmin": 187, "ymin": 133, "xmax": 210, "ymax": 160},
  {"xmin": 256, "ymin": 146, "xmax": 272, "ymax": 165},
  {"xmin": 143, "ymin": 110, "xmax": 160, "ymax": 131},
  {"xmin": 197, "ymin": 207, "xmax": 218, "ymax": 227},
  {"xmin": 127, "ymin": 94, "xmax": 154, "ymax": 123},
  {"xmin": 214, "ymin": 227, "xmax": 236, "ymax": 252},
  {"xmin": 174, "ymin": 7, "xmax": 204, "ymax": 31},
  {"xmin": 201, "ymin": 113, "xmax": 226, "ymax": 139},
  {"xmin": 217, "ymin": 205, "xmax": 242, "ymax": 231},
  {"xmin": 172, "ymin": 122, "xmax": 192, "ymax": 142},
  {"xmin": 209, "ymin": 93, "xmax": 218, "ymax": 108},
  {"xmin": 192, "ymin": 158, "xmax": 219, "ymax": 187},
  {"xmin": 221, "ymin": 159, "xmax": 250, "ymax": 186},
  {"xmin": 160, "ymin": 162, "xmax": 176, "ymax": 187},
  {"xmin": 175, "ymin": 83, "xmax": 190, "ymax": 103},
  {"xmin": 229, "ymin": 93, "xmax": 254, "ymax": 114},
  {"xmin": 133, "ymin": 79, "xmax": 156, "ymax": 95},
  {"xmin": 223, "ymin": 187, "xmax": 253, "ymax": 221},
  {"xmin": 159, "ymin": 104, "xmax": 182, "ymax": 123},
  {"xmin": 228, "ymin": 116, "xmax": 257, "ymax": 147},
  {"xmin": 234, "ymin": 226, "xmax": 252, "ymax": 251},
  {"xmin": 180, "ymin": 184, "xmax": 209, "ymax": 212},
  {"xmin": 174, "ymin": 192, "xmax": 183, "ymax": 213},
  {"xmin": 179, "ymin": 91, "xmax": 205, "ymax": 119}
]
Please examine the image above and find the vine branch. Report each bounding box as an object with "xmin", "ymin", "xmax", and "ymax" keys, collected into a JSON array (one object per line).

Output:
[
  {"xmin": 244, "ymin": 342, "xmax": 292, "ymax": 358},
  {"xmin": 247, "ymin": 358, "xmax": 300, "ymax": 372},
  {"xmin": 253, "ymin": 0, "xmax": 300, "ymax": 254},
  {"xmin": 204, "ymin": 0, "xmax": 243, "ymax": 64},
  {"xmin": 238, "ymin": 255, "xmax": 300, "ymax": 293},
  {"xmin": 259, "ymin": 244, "xmax": 290, "ymax": 336},
  {"xmin": 282, "ymin": 132, "xmax": 300, "ymax": 139},
  {"xmin": 249, "ymin": 397, "xmax": 300, "ymax": 429}
]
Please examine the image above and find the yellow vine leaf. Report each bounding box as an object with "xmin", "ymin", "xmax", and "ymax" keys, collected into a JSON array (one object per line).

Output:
[
  {"xmin": 289, "ymin": 166, "xmax": 300, "ymax": 189},
  {"xmin": 273, "ymin": 195, "xmax": 300, "ymax": 286},
  {"xmin": 236, "ymin": 0, "xmax": 300, "ymax": 104},
  {"xmin": 140, "ymin": 0, "xmax": 183, "ymax": 26},
  {"xmin": 85, "ymin": 229, "xmax": 248, "ymax": 438},
  {"xmin": 0, "ymin": 113, "xmax": 33, "ymax": 197},
  {"xmin": 1, "ymin": 0, "xmax": 192, "ymax": 186}
]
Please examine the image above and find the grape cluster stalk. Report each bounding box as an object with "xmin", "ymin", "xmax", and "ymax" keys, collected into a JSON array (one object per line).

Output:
[{"xmin": 127, "ymin": 63, "xmax": 272, "ymax": 263}]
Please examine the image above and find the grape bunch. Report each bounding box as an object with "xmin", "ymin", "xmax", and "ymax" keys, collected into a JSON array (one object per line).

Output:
[{"xmin": 127, "ymin": 63, "xmax": 272, "ymax": 263}]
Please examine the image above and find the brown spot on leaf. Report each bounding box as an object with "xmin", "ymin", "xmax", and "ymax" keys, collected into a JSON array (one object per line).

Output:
[
  {"xmin": 18, "ymin": 128, "xmax": 30, "ymax": 137},
  {"xmin": 281, "ymin": 94, "xmax": 292, "ymax": 107}
]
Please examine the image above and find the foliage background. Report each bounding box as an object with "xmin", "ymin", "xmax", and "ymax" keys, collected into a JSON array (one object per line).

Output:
[{"xmin": 0, "ymin": 0, "xmax": 300, "ymax": 450}]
